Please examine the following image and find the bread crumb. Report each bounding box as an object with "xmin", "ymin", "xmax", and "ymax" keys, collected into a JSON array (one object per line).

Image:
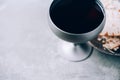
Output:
[
  {"xmin": 98, "ymin": 36, "xmax": 120, "ymax": 50},
  {"xmin": 119, "ymin": 9, "xmax": 120, "ymax": 12}
]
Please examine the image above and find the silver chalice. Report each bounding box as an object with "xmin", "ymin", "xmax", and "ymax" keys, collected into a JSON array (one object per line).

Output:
[{"xmin": 48, "ymin": 0, "xmax": 106, "ymax": 61}]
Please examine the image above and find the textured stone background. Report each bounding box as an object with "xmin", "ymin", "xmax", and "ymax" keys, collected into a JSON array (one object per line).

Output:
[{"xmin": 0, "ymin": 0, "xmax": 120, "ymax": 80}]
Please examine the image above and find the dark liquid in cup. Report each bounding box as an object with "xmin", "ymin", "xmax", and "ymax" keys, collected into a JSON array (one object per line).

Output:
[{"xmin": 50, "ymin": 1, "xmax": 104, "ymax": 34}]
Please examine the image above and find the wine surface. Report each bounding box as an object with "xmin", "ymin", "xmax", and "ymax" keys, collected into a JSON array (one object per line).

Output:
[{"xmin": 50, "ymin": 1, "xmax": 104, "ymax": 34}]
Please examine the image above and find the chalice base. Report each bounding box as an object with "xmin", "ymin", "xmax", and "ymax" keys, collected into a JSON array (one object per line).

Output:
[{"xmin": 58, "ymin": 41, "xmax": 93, "ymax": 62}]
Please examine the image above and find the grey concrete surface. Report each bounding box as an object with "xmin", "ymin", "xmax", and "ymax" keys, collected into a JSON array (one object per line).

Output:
[{"xmin": 0, "ymin": 0, "xmax": 120, "ymax": 80}]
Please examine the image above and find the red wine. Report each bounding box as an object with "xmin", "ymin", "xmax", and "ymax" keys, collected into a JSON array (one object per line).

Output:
[{"xmin": 50, "ymin": 0, "xmax": 104, "ymax": 34}]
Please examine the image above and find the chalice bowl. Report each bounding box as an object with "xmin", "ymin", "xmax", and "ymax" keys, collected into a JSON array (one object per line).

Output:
[{"xmin": 48, "ymin": 0, "xmax": 106, "ymax": 61}]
